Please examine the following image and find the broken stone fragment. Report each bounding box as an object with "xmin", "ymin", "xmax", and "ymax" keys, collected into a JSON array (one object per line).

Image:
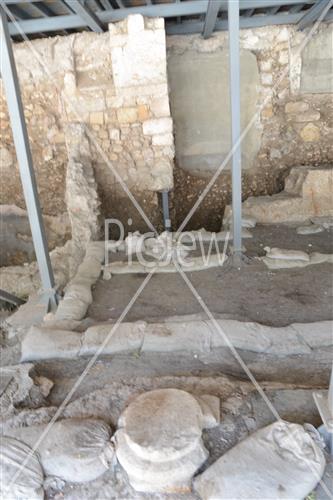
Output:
[
  {"xmin": 5, "ymin": 418, "xmax": 114, "ymax": 483},
  {"xmin": 0, "ymin": 364, "xmax": 53, "ymax": 421},
  {"xmin": 114, "ymin": 388, "xmax": 219, "ymax": 493},
  {"xmin": 296, "ymin": 224, "xmax": 324, "ymax": 235},
  {"xmin": 264, "ymin": 247, "xmax": 310, "ymax": 261},
  {"xmin": 194, "ymin": 421, "xmax": 325, "ymax": 500}
]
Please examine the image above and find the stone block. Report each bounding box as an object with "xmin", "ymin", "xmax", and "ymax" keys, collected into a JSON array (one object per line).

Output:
[
  {"xmin": 89, "ymin": 112, "xmax": 104, "ymax": 125},
  {"xmin": 152, "ymin": 133, "xmax": 174, "ymax": 146},
  {"xmin": 142, "ymin": 117, "xmax": 173, "ymax": 136},
  {"xmin": 127, "ymin": 14, "xmax": 145, "ymax": 34},
  {"xmin": 224, "ymin": 166, "xmax": 333, "ymax": 224},
  {"xmin": 150, "ymin": 96, "xmax": 170, "ymax": 117},
  {"xmin": 285, "ymin": 101, "xmax": 309, "ymax": 114},
  {"xmin": 109, "ymin": 128, "xmax": 120, "ymax": 141},
  {"xmin": 116, "ymin": 107, "xmax": 138, "ymax": 124},
  {"xmin": 300, "ymin": 123, "xmax": 320, "ymax": 142},
  {"xmin": 293, "ymin": 111, "xmax": 320, "ymax": 122},
  {"xmin": 137, "ymin": 104, "xmax": 150, "ymax": 121}
]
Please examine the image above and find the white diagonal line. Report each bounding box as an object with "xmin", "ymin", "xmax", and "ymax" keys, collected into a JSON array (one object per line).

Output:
[
  {"xmin": 176, "ymin": 2, "xmax": 333, "ymax": 235},
  {"xmin": 1, "ymin": 4, "xmax": 157, "ymax": 234},
  {"xmin": 6, "ymin": 269, "xmax": 155, "ymax": 492},
  {"xmin": 174, "ymin": 261, "xmax": 332, "ymax": 499}
]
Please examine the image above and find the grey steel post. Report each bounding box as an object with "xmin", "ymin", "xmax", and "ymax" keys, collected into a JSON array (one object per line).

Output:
[
  {"xmin": 228, "ymin": 0, "xmax": 242, "ymax": 258},
  {"xmin": 0, "ymin": 7, "xmax": 57, "ymax": 309}
]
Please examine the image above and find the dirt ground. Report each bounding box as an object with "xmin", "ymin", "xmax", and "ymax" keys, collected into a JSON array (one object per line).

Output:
[{"xmin": 88, "ymin": 224, "xmax": 333, "ymax": 326}]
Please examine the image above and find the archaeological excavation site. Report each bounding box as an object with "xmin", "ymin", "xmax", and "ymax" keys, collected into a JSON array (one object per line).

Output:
[{"xmin": 0, "ymin": 0, "xmax": 333, "ymax": 498}]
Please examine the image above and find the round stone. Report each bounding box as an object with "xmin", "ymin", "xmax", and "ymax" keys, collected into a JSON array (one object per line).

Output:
[{"xmin": 115, "ymin": 388, "xmax": 209, "ymax": 493}]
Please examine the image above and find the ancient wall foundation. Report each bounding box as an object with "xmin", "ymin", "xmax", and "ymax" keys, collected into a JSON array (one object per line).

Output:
[{"xmin": 1, "ymin": 19, "xmax": 332, "ymax": 252}]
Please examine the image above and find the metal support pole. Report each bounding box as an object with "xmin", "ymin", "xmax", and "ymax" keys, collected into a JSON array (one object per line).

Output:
[
  {"xmin": 0, "ymin": 7, "xmax": 57, "ymax": 310},
  {"xmin": 228, "ymin": 0, "xmax": 242, "ymax": 259},
  {"xmin": 161, "ymin": 190, "xmax": 171, "ymax": 232}
]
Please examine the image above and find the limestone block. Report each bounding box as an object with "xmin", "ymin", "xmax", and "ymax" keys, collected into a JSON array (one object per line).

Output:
[
  {"xmin": 21, "ymin": 326, "xmax": 81, "ymax": 362},
  {"xmin": 296, "ymin": 224, "xmax": 324, "ymax": 235},
  {"xmin": 114, "ymin": 389, "xmax": 211, "ymax": 493},
  {"xmin": 194, "ymin": 421, "xmax": 325, "ymax": 500},
  {"xmin": 110, "ymin": 15, "xmax": 167, "ymax": 89},
  {"xmin": 116, "ymin": 107, "xmax": 138, "ymax": 124},
  {"xmin": 300, "ymin": 123, "xmax": 320, "ymax": 142},
  {"xmin": 224, "ymin": 167, "xmax": 333, "ymax": 223},
  {"xmin": 285, "ymin": 101, "xmax": 309, "ymax": 113},
  {"xmin": 89, "ymin": 111, "xmax": 104, "ymax": 125},
  {"xmin": 293, "ymin": 110, "xmax": 320, "ymax": 122},
  {"xmin": 152, "ymin": 133, "xmax": 174, "ymax": 146},
  {"xmin": 143, "ymin": 117, "xmax": 173, "ymax": 136},
  {"xmin": 150, "ymin": 96, "xmax": 170, "ymax": 117}
]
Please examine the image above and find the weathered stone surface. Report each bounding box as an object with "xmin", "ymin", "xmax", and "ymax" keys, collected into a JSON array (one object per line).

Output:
[
  {"xmin": 114, "ymin": 389, "xmax": 211, "ymax": 492},
  {"xmin": 224, "ymin": 166, "xmax": 333, "ymax": 224},
  {"xmin": 21, "ymin": 317, "xmax": 332, "ymax": 362},
  {"xmin": 194, "ymin": 421, "xmax": 325, "ymax": 500},
  {"xmin": 301, "ymin": 24, "xmax": 333, "ymax": 93},
  {"xmin": 167, "ymin": 48, "xmax": 260, "ymax": 174},
  {"xmin": 285, "ymin": 101, "xmax": 309, "ymax": 113},
  {"xmin": 296, "ymin": 224, "xmax": 324, "ymax": 235},
  {"xmin": 300, "ymin": 123, "xmax": 320, "ymax": 142}
]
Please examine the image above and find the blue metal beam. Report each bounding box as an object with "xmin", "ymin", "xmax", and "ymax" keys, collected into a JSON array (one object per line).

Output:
[
  {"xmin": 0, "ymin": 6, "xmax": 57, "ymax": 309},
  {"xmin": 63, "ymin": 0, "xmax": 105, "ymax": 32},
  {"xmin": 203, "ymin": 0, "xmax": 225, "ymax": 39},
  {"xmin": 167, "ymin": 11, "xmax": 315, "ymax": 34},
  {"xmin": 298, "ymin": 0, "xmax": 333, "ymax": 29},
  {"xmin": 6, "ymin": 1, "xmax": 317, "ymax": 35},
  {"xmin": 228, "ymin": 0, "xmax": 242, "ymax": 257}
]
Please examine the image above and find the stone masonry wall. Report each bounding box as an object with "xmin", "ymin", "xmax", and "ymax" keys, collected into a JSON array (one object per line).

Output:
[
  {"xmin": 0, "ymin": 15, "xmax": 174, "ymax": 265},
  {"xmin": 167, "ymin": 23, "xmax": 333, "ymax": 230},
  {"xmin": 0, "ymin": 19, "xmax": 332, "ymax": 242}
]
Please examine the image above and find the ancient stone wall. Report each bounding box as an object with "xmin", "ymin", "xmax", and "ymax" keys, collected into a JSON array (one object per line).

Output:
[
  {"xmin": 0, "ymin": 15, "xmax": 174, "ymax": 265},
  {"xmin": 1, "ymin": 19, "xmax": 332, "ymax": 244},
  {"xmin": 167, "ymin": 23, "xmax": 333, "ymax": 229}
]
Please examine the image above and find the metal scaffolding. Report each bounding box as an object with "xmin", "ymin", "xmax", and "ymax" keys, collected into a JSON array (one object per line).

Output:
[{"xmin": 0, "ymin": 6, "xmax": 57, "ymax": 310}]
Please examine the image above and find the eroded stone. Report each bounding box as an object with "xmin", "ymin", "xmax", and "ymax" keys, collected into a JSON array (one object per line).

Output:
[{"xmin": 114, "ymin": 388, "xmax": 215, "ymax": 492}]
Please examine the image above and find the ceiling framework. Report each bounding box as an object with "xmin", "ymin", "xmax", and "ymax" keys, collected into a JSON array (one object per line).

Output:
[{"xmin": 2, "ymin": 0, "xmax": 333, "ymax": 39}]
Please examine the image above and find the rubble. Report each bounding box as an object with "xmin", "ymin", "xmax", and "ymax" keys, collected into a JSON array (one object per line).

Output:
[{"xmin": 224, "ymin": 167, "xmax": 333, "ymax": 224}]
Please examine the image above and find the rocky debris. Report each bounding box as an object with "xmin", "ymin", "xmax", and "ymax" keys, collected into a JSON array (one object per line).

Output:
[
  {"xmin": 296, "ymin": 224, "xmax": 325, "ymax": 235},
  {"xmin": 194, "ymin": 421, "xmax": 326, "ymax": 500},
  {"xmin": 264, "ymin": 247, "xmax": 310, "ymax": 261},
  {"xmin": 103, "ymin": 252, "xmax": 228, "ymax": 278},
  {"xmin": 5, "ymin": 418, "xmax": 114, "ymax": 483},
  {"xmin": 21, "ymin": 317, "xmax": 333, "ymax": 363},
  {"xmin": 114, "ymin": 388, "xmax": 218, "ymax": 493},
  {"xmin": 262, "ymin": 247, "xmax": 333, "ymax": 269},
  {"xmin": 222, "ymin": 216, "xmax": 257, "ymax": 229},
  {"xmin": 311, "ymin": 216, "xmax": 333, "ymax": 228},
  {"xmin": 54, "ymin": 241, "xmax": 104, "ymax": 322},
  {"xmin": 0, "ymin": 436, "xmax": 44, "ymax": 500},
  {"xmin": 224, "ymin": 166, "xmax": 333, "ymax": 224},
  {"xmin": 0, "ymin": 364, "xmax": 53, "ymax": 423}
]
